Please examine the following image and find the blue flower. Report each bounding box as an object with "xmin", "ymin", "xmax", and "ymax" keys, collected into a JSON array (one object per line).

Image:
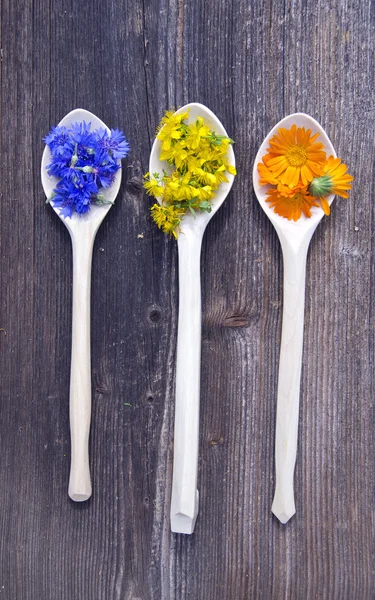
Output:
[
  {"xmin": 97, "ymin": 128, "xmax": 130, "ymax": 159},
  {"xmin": 46, "ymin": 143, "xmax": 75, "ymax": 177},
  {"xmin": 52, "ymin": 177, "xmax": 99, "ymax": 217},
  {"xmin": 70, "ymin": 121, "xmax": 97, "ymax": 154},
  {"xmin": 84, "ymin": 148, "xmax": 120, "ymax": 188},
  {"xmin": 43, "ymin": 125, "xmax": 71, "ymax": 151},
  {"xmin": 43, "ymin": 120, "xmax": 129, "ymax": 217}
]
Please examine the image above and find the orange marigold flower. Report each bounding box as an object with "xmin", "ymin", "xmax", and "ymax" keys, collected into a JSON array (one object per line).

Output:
[
  {"xmin": 276, "ymin": 182, "xmax": 299, "ymax": 197},
  {"xmin": 264, "ymin": 124, "xmax": 326, "ymax": 188},
  {"xmin": 257, "ymin": 160, "xmax": 279, "ymax": 186},
  {"xmin": 324, "ymin": 156, "xmax": 353, "ymax": 197},
  {"xmin": 265, "ymin": 185, "xmax": 320, "ymax": 221},
  {"xmin": 308, "ymin": 156, "xmax": 353, "ymax": 216}
]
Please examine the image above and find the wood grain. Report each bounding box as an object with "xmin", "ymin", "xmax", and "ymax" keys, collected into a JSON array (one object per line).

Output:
[{"xmin": 0, "ymin": 0, "xmax": 374, "ymax": 598}]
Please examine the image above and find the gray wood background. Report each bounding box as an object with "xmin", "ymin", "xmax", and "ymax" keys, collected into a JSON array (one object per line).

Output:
[{"xmin": 0, "ymin": 0, "xmax": 373, "ymax": 598}]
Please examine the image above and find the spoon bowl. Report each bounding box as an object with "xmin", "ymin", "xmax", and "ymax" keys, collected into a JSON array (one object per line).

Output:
[
  {"xmin": 150, "ymin": 103, "xmax": 235, "ymax": 533},
  {"xmin": 41, "ymin": 108, "xmax": 122, "ymax": 237},
  {"xmin": 41, "ymin": 108, "xmax": 122, "ymax": 502},
  {"xmin": 253, "ymin": 113, "xmax": 336, "ymax": 249},
  {"xmin": 253, "ymin": 113, "xmax": 336, "ymax": 523},
  {"xmin": 150, "ymin": 102, "xmax": 235, "ymax": 235}
]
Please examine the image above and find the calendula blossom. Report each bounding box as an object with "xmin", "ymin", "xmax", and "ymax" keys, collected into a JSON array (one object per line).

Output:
[
  {"xmin": 257, "ymin": 124, "xmax": 353, "ymax": 221},
  {"xmin": 264, "ymin": 124, "xmax": 326, "ymax": 188},
  {"xmin": 265, "ymin": 186, "xmax": 319, "ymax": 221},
  {"xmin": 145, "ymin": 109, "xmax": 236, "ymax": 237},
  {"xmin": 309, "ymin": 155, "xmax": 354, "ymax": 215}
]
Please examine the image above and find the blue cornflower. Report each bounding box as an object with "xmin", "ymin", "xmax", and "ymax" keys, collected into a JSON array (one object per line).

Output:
[
  {"xmin": 46, "ymin": 143, "xmax": 75, "ymax": 177},
  {"xmin": 70, "ymin": 121, "xmax": 97, "ymax": 152},
  {"xmin": 96, "ymin": 128, "xmax": 130, "ymax": 159},
  {"xmin": 43, "ymin": 125, "xmax": 71, "ymax": 151},
  {"xmin": 79, "ymin": 148, "xmax": 120, "ymax": 188},
  {"xmin": 43, "ymin": 120, "xmax": 129, "ymax": 217},
  {"xmin": 52, "ymin": 177, "xmax": 99, "ymax": 217}
]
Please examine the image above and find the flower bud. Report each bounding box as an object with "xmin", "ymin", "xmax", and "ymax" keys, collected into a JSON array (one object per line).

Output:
[{"xmin": 309, "ymin": 175, "xmax": 333, "ymax": 197}]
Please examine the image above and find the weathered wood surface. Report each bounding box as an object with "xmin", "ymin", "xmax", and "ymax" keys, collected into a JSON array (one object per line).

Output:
[{"xmin": 0, "ymin": 0, "xmax": 374, "ymax": 598}]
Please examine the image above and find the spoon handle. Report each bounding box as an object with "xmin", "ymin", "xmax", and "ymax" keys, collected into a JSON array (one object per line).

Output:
[
  {"xmin": 170, "ymin": 231, "xmax": 202, "ymax": 534},
  {"xmin": 68, "ymin": 234, "xmax": 94, "ymax": 502},
  {"xmin": 271, "ymin": 242, "xmax": 309, "ymax": 524}
]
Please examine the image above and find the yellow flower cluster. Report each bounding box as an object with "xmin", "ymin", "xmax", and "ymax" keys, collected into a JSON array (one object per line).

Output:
[
  {"xmin": 257, "ymin": 124, "xmax": 353, "ymax": 221},
  {"xmin": 144, "ymin": 110, "xmax": 236, "ymax": 238}
]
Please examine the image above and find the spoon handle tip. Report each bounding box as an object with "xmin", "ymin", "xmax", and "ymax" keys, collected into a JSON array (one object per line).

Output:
[
  {"xmin": 272, "ymin": 492, "xmax": 296, "ymax": 524},
  {"xmin": 171, "ymin": 490, "xmax": 199, "ymax": 534}
]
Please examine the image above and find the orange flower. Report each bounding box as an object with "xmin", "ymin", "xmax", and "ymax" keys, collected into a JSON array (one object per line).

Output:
[
  {"xmin": 265, "ymin": 185, "xmax": 319, "ymax": 221},
  {"xmin": 264, "ymin": 125, "xmax": 326, "ymax": 188},
  {"xmin": 257, "ymin": 159, "xmax": 279, "ymax": 186},
  {"xmin": 321, "ymin": 156, "xmax": 353, "ymax": 198},
  {"xmin": 309, "ymin": 156, "xmax": 354, "ymax": 215}
]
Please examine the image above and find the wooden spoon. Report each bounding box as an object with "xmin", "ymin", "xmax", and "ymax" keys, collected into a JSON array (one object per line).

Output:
[
  {"xmin": 41, "ymin": 108, "xmax": 122, "ymax": 501},
  {"xmin": 149, "ymin": 103, "xmax": 235, "ymax": 533},
  {"xmin": 253, "ymin": 113, "xmax": 336, "ymax": 523}
]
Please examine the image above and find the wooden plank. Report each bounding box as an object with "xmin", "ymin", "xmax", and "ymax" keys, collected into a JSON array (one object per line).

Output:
[{"xmin": 0, "ymin": 0, "xmax": 374, "ymax": 597}]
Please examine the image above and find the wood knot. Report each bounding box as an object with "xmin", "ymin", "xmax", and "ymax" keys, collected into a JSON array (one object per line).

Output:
[
  {"xmin": 223, "ymin": 315, "xmax": 250, "ymax": 328},
  {"xmin": 95, "ymin": 384, "xmax": 110, "ymax": 395},
  {"xmin": 125, "ymin": 177, "xmax": 143, "ymax": 195},
  {"xmin": 148, "ymin": 306, "xmax": 162, "ymax": 324},
  {"xmin": 208, "ymin": 436, "xmax": 224, "ymax": 446}
]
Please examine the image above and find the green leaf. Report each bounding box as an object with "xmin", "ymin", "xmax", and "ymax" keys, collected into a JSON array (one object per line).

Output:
[
  {"xmin": 198, "ymin": 200, "xmax": 212, "ymax": 212},
  {"xmin": 94, "ymin": 195, "xmax": 114, "ymax": 206}
]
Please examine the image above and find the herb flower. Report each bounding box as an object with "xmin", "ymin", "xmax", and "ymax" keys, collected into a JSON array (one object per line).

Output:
[
  {"xmin": 43, "ymin": 121, "xmax": 129, "ymax": 218},
  {"xmin": 144, "ymin": 110, "xmax": 236, "ymax": 238},
  {"xmin": 308, "ymin": 156, "xmax": 354, "ymax": 215},
  {"xmin": 257, "ymin": 125, "xmax": 352, "ymax": 221}
]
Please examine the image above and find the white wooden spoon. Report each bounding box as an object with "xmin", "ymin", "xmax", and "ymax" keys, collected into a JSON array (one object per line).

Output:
[
  {"xmin": 253, "ymin": 113, "xmax": 336, "ymax": 523},
  {"xmin": 41, "ymin": 108, "xmax": 122, "ymax": 501},
  {"xmin": 150, "ymin": 103, "xmax": 235, "ymax": 533}
]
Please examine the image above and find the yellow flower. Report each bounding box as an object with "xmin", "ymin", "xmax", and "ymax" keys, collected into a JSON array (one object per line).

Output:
[
  {"xmin": 150, "ymin": 203, "xmax": 184, "ymax": 238},
  {"xmin": 186, "ymin": 155, "xmax": 201, "ymax": 172},
  {"xmin": 143, "ymin": 175, "xmax": 164, "ymax": 198},
  {"xmin": 265, "ymin": 185, "xmax": 319, "ymax": 221},
  {"xmin": 185, "ymin": 118, "xmax": 211, "ymax": 150},
  {"xmin": 212, "ymin": 164, "xmax": 229, "ymax": 185},
  {"xmin": 160, "ymin": 141, "xmax": 188, "ymax": 168},
  {"xmin": 157, "ymin": 110, "xmax": 189, "ymax": 151},
  {"xmin": 194, "ymin": 168, "xmax": 217, "ymax": 186},
  {"xmin": 145, "ymin": 109, "xmax": 236, "ymax": 236},
  {"xmin": 265, "ymin": 124, "xmax": 326, "ymax": 188},
  {"xmin": 194, "ymin": 185, "xmax": 214, "ymax": 200},
  {"xmin": 226, "ymin": 164, "xmax": 237, "ymax": 176},
  {"xmin": 199, "ymin": 148, "xmax": 220, "ymax": 164}
]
